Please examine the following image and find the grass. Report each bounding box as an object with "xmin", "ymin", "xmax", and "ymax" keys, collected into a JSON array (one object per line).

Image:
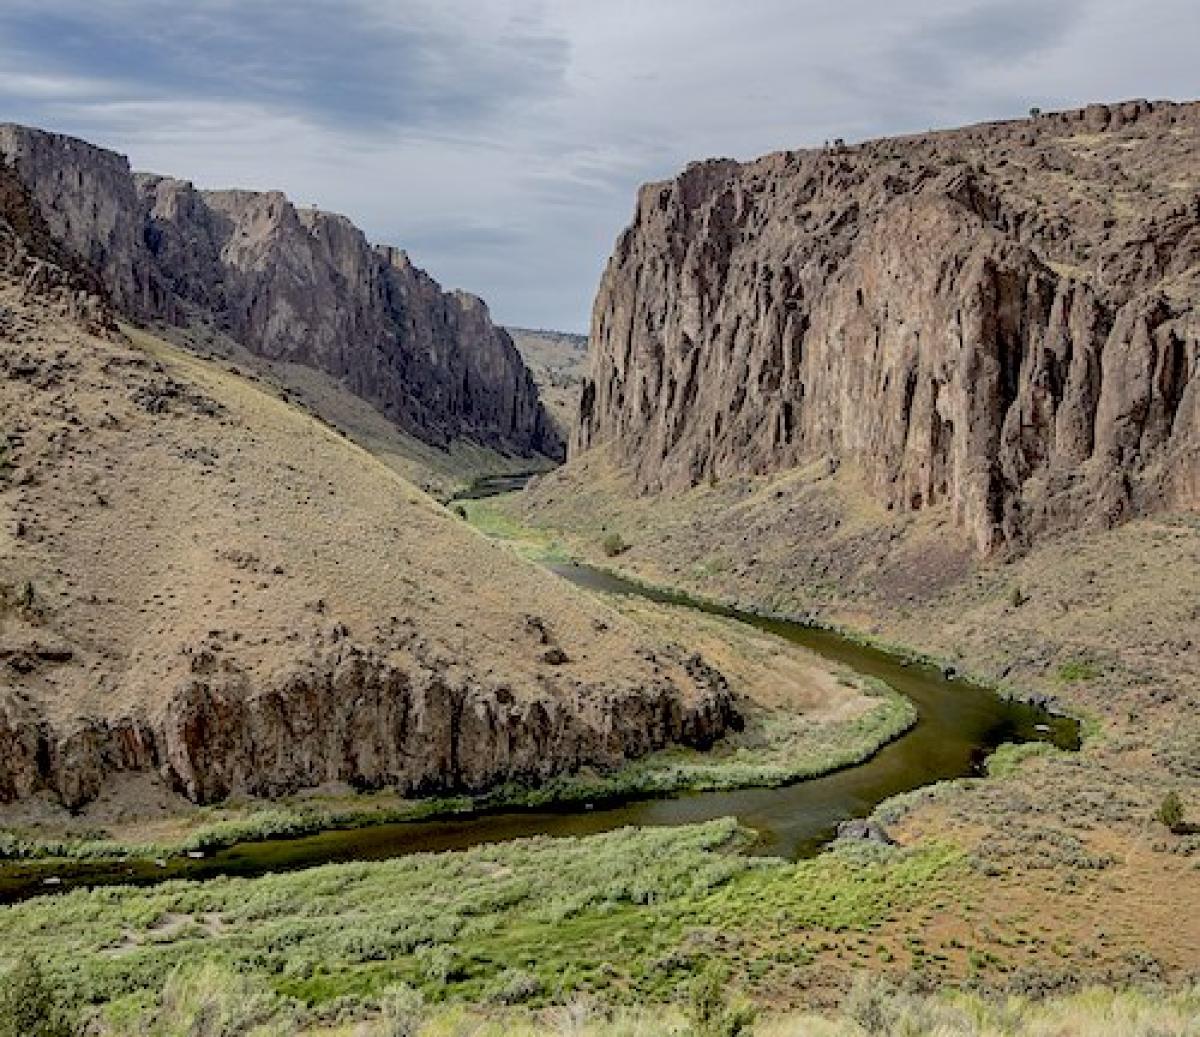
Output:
[
  {"xmin": 984, "ymin": 743, "xmax": 1064, "ymax": 780},
  {"xmin": 1055, "ymin": 660, "xmax": 1100, "ymax": 683},
  {"xmin": 78, "ymin": 970, "xmax": 1200, "ymax": 1034},
  {"xmin": 0, "ymin": 820, "xmax": 970, "ymax": 1031},
  {"xmin": 456, "ymin": 497, "xmax": 568, "ymax": 560}
]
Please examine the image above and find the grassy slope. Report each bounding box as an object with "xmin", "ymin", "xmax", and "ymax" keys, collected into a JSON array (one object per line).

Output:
[{"xmin": 158, "ymin": 319, "xmax": 557, "ymax": 499}]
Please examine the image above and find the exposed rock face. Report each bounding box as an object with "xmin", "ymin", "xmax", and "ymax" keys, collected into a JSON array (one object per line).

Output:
[
  {"xmin": 0, "ymin": 124, "xmax": 561, "ymax": 458},
  {"xmin": 0, "ymin": 156, "xmax": 117, "ymax": 335},
  {"xmin": 576, "ymin": 100, "xmax": 1199, "ymax": 552},
  {"xmin": 0, "ymin": 625, "xmax": 735, "ymax": 809}
]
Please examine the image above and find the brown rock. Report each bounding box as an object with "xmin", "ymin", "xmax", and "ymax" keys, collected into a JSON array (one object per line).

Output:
[
  {"xmin": 0, "ymin": 124, "xmax": 561, "ymax": 460},
  {"xmin": 575, "ymin": 100, "xmax": 1199, "ymax": 552}
]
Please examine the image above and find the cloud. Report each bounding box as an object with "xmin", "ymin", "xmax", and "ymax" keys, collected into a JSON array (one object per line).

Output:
[
  {"xmin": 0, "ymin": 0, "xmax": 1196, "ymax": 331},
  {"xmin": 0, "ymin": 0, "xmax": 568, "ymax": 131},
  {"xmin": 884, "ymin": 0, "xmax": 1082, "ymax": 98}
]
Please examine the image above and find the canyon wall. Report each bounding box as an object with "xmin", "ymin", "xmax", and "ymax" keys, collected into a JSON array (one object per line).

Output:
[
  {"xmin": 576, "ymin": 100, "xmax": 1199, "ymax": 552},
  {"xmin": 0, "ymin": 124, "xmax": 561, "ymax": 458}
]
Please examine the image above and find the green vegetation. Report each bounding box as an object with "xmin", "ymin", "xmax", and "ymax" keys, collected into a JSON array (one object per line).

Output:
[
  {"xmin": 1055, "ymin": 659, "xmax": 1100, "ymax": 683},
  {"xmin": 0, "ymin": 956, "xmax": 75, "ymax": 1037},
  {"xmin": 79, "ymin": 970, "xmax": 1200, "ymax": 1036},
  {"xmin": 454, "ymin": 498, "xmax": 567, "ymax": 560},
  {"xmin": 687, "ymin": 964, "xmax": 756, "ymax": 1037},
  {"xmin": 984, "ymin": 741, "xmax": 1063, "ymax": 780},
  {"xmin": 1, "ymin": 821, "xmax": 967, "ymax": 1031},
  {"xmin": 602, "ymin": 531, "xmax": 628, "ymax": 556},
  {"xmin": 1157, "ymin": 790, "xmax": 1186, "ymax": 833}
]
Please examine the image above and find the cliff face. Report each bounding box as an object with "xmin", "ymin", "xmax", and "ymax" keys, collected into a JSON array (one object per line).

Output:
[
  {"xmin": 0, "ymin": 124, "xmax": 561, "ymax": 458},
  {"xmin": 576, "ymin": 100, "xmax": 1199, "ymax": 552}
]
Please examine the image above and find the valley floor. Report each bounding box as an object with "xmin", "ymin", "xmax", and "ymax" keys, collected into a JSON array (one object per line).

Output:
[{"xmin": 462, "ymin": 453, "xmax": 1200, "ymax": 994}]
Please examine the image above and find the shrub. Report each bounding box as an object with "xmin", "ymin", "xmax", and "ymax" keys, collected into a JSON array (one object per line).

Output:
[
  {"xmin": 451, "ymin": 504, "xmax": 468, "ymax": 520},
  {"xmin": 685, "ymin": 964, "xmax": 755, "ymax": 1037},
  {"xmin": 602, "ymin": 532, "xmax": 628, "ymax": 557},
  {"xmin": 376, "ymin": 984, "xmax": 425, "ymax": 1037},
  {"xmin": 0, "ymin": 957, "xmax": 74, "ymax": 1037},
  {"xmin": 1157, "ymin": 790, "xmax": 1185, "ymax": 833},
  {"xmin": 1056, "ymin": 659, "xmax": 1099, "ymax": 683},
  {"xmin": 1008, "ymin": 585, "xmax": 1027, "ymax": 608}
]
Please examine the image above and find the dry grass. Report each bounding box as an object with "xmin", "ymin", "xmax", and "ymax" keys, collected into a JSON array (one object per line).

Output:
[{"xmin": 0, "ymin": 292, "xmax": 714, "ymax": 831}]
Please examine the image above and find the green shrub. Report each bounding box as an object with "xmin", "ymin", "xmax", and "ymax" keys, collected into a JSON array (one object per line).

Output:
[
  {"xmin": 0, "ymin": 957, "xmax": 74, "ymax": 1037},
  {"xmin": 1056, "ymin": 659, "xmax": 1099, "ymax": 683},
  {"xmin": 451, "ymin": 504, "xmax": 468, "ymax": 520},
  {"xmin": 685, "ymin": 964, "xmax": 755, "ymax": 1037},
  {"xmin": 602, "ymin": 532, "xmax": 628, "ymax": 557},
  {"xmin": 377, "ymin": 984, "xmax": 425, "ymax": 1037},
  {"xmin": 1157, "ymin": 790, "xmax": 1185, "ymax": 833}
]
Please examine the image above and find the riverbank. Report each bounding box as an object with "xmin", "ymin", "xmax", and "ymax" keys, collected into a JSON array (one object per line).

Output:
[
  {"xmin": 463, "ymin": 460, "xmax": 1200, "ymax": 993},
  {"xmin": 0, "ymin": 548, "xmax": 926, "ymax": 870},
  {"xmin": 6, "ymin": 817, "xmax": 1196, "ymax": 1035}
]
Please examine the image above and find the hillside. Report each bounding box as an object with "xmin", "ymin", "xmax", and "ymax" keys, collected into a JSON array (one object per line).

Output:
[
  {"xmin": 507, "ymin": 327, "xmax": 589, "ymax": 440},
  {"xmin": 576, "ymin": 99, "xmax": 1198, "ymax": 553},
  {"xmin": 471, "ymin": 100, "xmax": 1200, "ymax": 1018},
  {"xmin": 0, "ymin": 191, "xmax": 735, "ymax": 813},
  {"xmin": 0, "ymin": 124, "xmax": 562, "ymax": 469}
]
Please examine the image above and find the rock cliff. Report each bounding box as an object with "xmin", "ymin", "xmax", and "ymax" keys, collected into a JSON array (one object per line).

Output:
[
  {"xmin": 576, "ymin": 100, "xmax": 1199, "ymax": 552},
  {"xmin": 0, "ymin": 124, "xmax": 561, "ymax": 459}
]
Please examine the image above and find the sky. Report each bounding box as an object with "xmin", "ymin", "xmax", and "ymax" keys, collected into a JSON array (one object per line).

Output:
[{"xmin": 0, "ymin": 1, "xmax": 1196, "ymax": 332}]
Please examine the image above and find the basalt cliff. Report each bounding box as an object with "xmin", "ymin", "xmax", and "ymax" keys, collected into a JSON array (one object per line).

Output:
[
  {"xmin": 576, "ymin": 100, "xmax": 1199, "ymax": 552},
  {"xmin": 0, "ymin": 123, "xmax": 561, "ymax": 459}
]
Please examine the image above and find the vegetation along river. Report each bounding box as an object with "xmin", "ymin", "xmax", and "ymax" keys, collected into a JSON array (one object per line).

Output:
[{"xmin": 0, "ymin": 482, "xmax": 1078, "ymax": 903}]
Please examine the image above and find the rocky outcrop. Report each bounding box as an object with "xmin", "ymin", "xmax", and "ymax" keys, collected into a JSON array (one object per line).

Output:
[
  {"xmin": 576, "ymin": 100, "xmax": 1199, "ymax": 552},
  {"xmin": 0, "ymin": 124, "xmax": 561, "ymax": 458},
  {"xmin": 0, "ymin": 156, "xmax": 117, "ymax": 335},
  {"xmin": 0, "ymin": 626, "xmax": 736, "ymax": 809}
]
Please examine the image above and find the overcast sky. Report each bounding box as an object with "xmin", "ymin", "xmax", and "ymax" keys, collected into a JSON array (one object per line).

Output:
[{"xmin": 1, "ymin": 1, "xmax": 1196, "ymax": 331}]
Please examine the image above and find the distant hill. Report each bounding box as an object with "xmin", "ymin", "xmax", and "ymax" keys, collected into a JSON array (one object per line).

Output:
[{"xmin": 507, "ymin": 327, "xmax": 589, "ymax": 441}]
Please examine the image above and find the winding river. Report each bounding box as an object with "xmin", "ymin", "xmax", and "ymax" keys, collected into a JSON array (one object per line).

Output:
[{"xmin": 0, "ymin": 483, "xmax": 1077, "ymax": 904}]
